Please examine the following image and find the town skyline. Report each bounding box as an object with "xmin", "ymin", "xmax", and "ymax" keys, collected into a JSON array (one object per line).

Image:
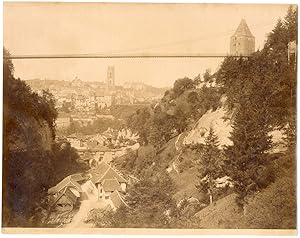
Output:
[{"xmin": 4, "ymin": 3, "xmax": 289, "ymax": 87}]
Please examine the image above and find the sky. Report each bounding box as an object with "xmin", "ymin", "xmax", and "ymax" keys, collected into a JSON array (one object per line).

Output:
[{"xmin": 4, "ymin": 3, "xmax": 290, "ymax": 87}]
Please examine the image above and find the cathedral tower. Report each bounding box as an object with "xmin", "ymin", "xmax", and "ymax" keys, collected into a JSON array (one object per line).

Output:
[
  {"xmin": 230, "ymin": 19, "xmax": 255, "ymax": 56},
  {"xmin": 106, "ymin": 66, "xmax": 115, "ymax": 88}
]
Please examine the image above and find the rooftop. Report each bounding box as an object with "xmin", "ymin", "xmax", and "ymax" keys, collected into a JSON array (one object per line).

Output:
[
  {"xmin": 99, "ymin": 167, "xmax": 127, "ymax": 184},
  {"xmin": 48, "ymin": 174, "xmax": 83, "ymax": 194},
  {"xmin": 89, "ymin": 161, "xmax": 127, "ymax": 184},
  {"xmin": 102, "ymin": 179, "xmax": 121, "ymax": 192},
  {"xmin": 231, "ymin": 19, "xmax": 254, "ymax": 38},
  {"xmin": 89, "ymin": 161, "xmax": 111, "ymax": 184}
]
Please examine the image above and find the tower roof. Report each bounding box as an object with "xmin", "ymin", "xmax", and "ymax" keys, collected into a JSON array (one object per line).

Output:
[{"xmin": 232, "ymin": 19, "xmax": 254, "ymax": 38}]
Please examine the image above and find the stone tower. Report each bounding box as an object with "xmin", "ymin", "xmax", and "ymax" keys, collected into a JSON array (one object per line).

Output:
[
  {"xmin": 106, "ymin": 66, "xmax": 115, "ymax": 88},
  {"xmin": 230, "ymin": 19, "xmax": 255, "ymax": 56}
]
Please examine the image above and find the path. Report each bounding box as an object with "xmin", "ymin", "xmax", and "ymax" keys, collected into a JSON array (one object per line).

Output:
[
  {"xmin": 172, "ymin": 134, "xmax": 184, "ymax": 174},
  {"xmin": 175, "ymin": 133, "xmax": 182, "ymax": 151},
  {"xmin": 66, "ymin": 199, "xmax": 107, "ymax": 228}
]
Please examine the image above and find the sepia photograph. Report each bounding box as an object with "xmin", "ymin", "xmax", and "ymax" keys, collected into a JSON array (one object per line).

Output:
[{"xmin": 2, "ymin": 2, "xmax": 297, "ymax": 234}]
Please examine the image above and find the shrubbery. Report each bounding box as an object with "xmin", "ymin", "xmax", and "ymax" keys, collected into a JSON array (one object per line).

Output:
[{"xmin": 244, "ymin": 176, "xmax": 296, "ymax": 229}]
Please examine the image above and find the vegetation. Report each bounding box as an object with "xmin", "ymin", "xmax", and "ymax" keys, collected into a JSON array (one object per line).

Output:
[
  {"xmin": 216, "ymin": 6, "xmax": 297, "ymax": 206},
  {"xmin": 196, "ymin": 128, "xmax": 224, "ymax": 204},
  {"xmin": 3, "ymin": 48, "xmax": 84, "ymax": 227},
  {"xmin": 243, "ymin": 176, "xmax": 296, "ymax": 229},
  {"xmin": 94, "ymin": 172, "xmax": 179, "ymax": 228},
  {"xmin": 127, "ymin": 75, "xmax": 222, "ymax": 149},
  {"xmin": 66, "ymin": 117, "xmax": 125, "ymax": 135}
]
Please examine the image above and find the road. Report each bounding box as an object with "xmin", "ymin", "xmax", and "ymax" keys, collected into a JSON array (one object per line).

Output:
[{"xmin": 66, "ymin": 199, "xmax": 107, "ymax": 228}]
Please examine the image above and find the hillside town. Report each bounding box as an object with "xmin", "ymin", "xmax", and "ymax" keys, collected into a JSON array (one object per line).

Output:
[
  {"xmin": 41, "ymin": 120, "xmax": 140, "ymax": 226},
  {"xmin": 26, "ymin": 67, "xmax": 166, "ymax": 130},
  {"xmin": 3, "ymin": 3, "xmax": 297, "ymax": 233}
]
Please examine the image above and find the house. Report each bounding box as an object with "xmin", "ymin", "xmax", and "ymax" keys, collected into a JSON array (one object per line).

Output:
[
  {"xmin": 95, "ymin": 90, "xmax": 113, "ymax": 108},
  {"xmin": 90, "ymin": 134, "xmax": 106, "ymax": 146},
  {"xmin": 81, "ymin": 179, "xmax": 98, "ymax": 200},
  {"xmin": 89, "ymin": 162, "xmax": 127, "ymax": 201},
  {"xmin": 90, "ymin": 145, "xmax": 115, "ymax": 166},
  {"xmin": 102, "ymin": 132, "xmax": 113, "ymax": 143},
  {"xmin": 90, "ymin": 145, "xmax": 110, "ymax": 153},
  {"xmin": 86, "ymin": 140, "xmax": 98, "ymax": 149},
  {"xmin": 48, "ymin": 174, "xmax": 87, "ymax": 211},
  {"xmin": 52, "ymin": 187, "xmax": 80, "ymax": 212},
  {"xmin": 66, "ymin": 133, "xmax": 86, "ymax": 148},
  {"xmin": 102, "ymin": 151, "xmax": 114, "ymax": 163},
  {"xmin": 56, "ymin": 115, "xmax": 71, "ymax": 129}
]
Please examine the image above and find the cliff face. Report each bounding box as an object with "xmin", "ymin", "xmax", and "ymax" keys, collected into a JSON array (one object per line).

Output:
[
  {"xmin": 183, "ymin": 107, "xmax": 233, "ymax": 149},
  {"xmin": 7, "ymin": 109, "xmax": 53, "ymax": 153},
  {"xmin": 183, "ymin": 107, "xmax": 285, "ymax": 152},
  {"xmin": 3, "ymin": 107, "xmax": 54, "ymax": 227},
  {"xmin": 3, "ymin": 53, "xmax": 65, "ymax": 227}
]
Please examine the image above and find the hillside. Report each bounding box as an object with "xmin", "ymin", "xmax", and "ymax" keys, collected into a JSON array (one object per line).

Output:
[
  {"xmin": 194, "ymin": 193, "xmax": 243, "ymax": 229},
  {"xmin": 193, "ymin": 172, "xmax": 296, "ymax": 229},
  {"xmin": 162, "ymin": 103, "xmax": 286, "ymax": 203}
]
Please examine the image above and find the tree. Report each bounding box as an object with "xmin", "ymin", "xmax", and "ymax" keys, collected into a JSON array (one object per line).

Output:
[
  {"xmin": 193, "ymin": 73, "xmax": 202, "ymax": 86},
  {"xmin": 127, "ymin": 107, "xmax": 152, "ymax": 145},
  {"xmin": 283, "ymin": 5, "xmax": 297, "ymax": 42},
  {"xmin": 98, "ymin": 173, "xmax": 178, "ymax": 228},
  {"xmin": 196, "ymin": 127, "xmax": 224, "ymax": 204},
  {"xmin": 40, "ymin": 89, "xmax": 58, "ymax": 139},
  {"xmin": 173, "ymin": 77, "xmax": 195, "ymax": 97},
  {"xmin": 224, "ymin": 99, "xmax": 274, "ymax": 206},
  {"xmin": 51, "ymin": 141, "xmax": 86, "ymax": 180},
  {"xmin": 203, "ymin": 69, "xmax": 212, "ymax": 83},
  {"xmin": 3, "ymin": 48, "xmax": 14, "ymax": 81},
  {"xmin": 147, "ymin": 123, "xmax": 164, "ymax": 149}
]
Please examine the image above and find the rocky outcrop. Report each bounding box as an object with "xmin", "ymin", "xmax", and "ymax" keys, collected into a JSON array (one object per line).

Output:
[
  {"xmin": 183, "ymin": 107, "xmax": 233, "ymax": 148},
  {"xmin": 7, "ymin": 110, "xmax": 53, "ymax": 152},
  {"xmin": 183, "ymin": 107, "xmax": 285, "ymax": 151}
]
